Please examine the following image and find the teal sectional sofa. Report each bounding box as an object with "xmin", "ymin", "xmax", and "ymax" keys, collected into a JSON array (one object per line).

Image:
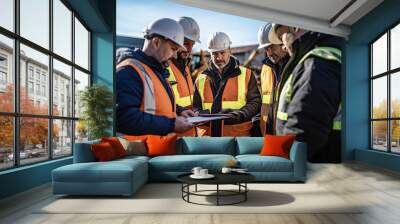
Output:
[{"xmin": 52, "ymin": 137, "xmax": 307, "ymax": 196}]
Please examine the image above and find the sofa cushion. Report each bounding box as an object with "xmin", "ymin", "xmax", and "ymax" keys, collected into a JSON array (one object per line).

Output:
[
  {"xmin": 101, "ymin": 137, "xmax": 127, "ymax": 158},
  {"xmin": 147, "ymin": 135, "xmax": 177, "ymax": 157},
  {"xmin": 236, "ymin": 155, "xmax": 293, "ymax": 172},
  {"xmin": 260, "ymin": 135, "xmax": 296, "ymax": 159},
  {"xmin": 91, "ymin": 142, "xmax": 118, "ymax": 161},
  {"xmin": 177, "ymin": 137, "xmax": 235, "ymax": 155},
  {"xmin": 235, "ymin": 137, "xmax": 263, "ymax": 155},
  {"xmin": 148, "ymin": 154, "xmax": 235, "ymax": 172}
]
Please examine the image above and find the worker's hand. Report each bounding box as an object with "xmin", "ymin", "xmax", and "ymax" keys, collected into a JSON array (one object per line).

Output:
[
  {"xmin": 174, "ymin": 116, "xmax": 194, "ymax": 133},
  {"xmin": 180, "ymin": 109, "xmax": 196, "ymax": 118}
]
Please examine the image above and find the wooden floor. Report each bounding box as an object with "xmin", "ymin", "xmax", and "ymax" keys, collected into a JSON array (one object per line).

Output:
[{"xmin": 1, "ymin": 162, "xmax": 400, "ymax": 224}]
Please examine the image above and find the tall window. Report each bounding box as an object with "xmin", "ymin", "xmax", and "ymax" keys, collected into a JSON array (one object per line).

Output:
[
  {"xmin": 371, "ymin": 23, "xmax": 400, "ymax": 154},
  {"xmin": 0, "ymin": 0, "xmax": 91, "ymax": 170}
]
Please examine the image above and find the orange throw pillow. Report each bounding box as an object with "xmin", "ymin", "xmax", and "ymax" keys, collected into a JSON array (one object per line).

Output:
[
  {"xmin": 101, "ymin": 137, "xmax": 127, "ymax": 158},
  {"xmin": 91, "ymin": 142, "xmax": 117, "ymax": 161},
  {"xmin": 146, "ymin": 135, "xmax": 177, "ymax": 157},
  {"xmin": 124, "ymin": 135, "xmax": 148, "ymax": 141},
  {"xmin": 260, "ymin": 134, "xmax": 296, "ymax": 159}
]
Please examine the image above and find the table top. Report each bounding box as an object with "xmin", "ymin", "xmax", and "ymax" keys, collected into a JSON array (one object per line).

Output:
[{"xmin": 177, "ymin": 172, "xmax": 255, "ymax": 185}]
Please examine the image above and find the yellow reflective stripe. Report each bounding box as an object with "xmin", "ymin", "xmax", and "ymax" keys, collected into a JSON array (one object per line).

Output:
[
  {"xmin": 285, "ymin": 75, "xmax": 293, "ymax": 103},
  {"xmin": 333, "ymin": 121, "xmax": 341, "ymax": 130},
  {"xmin": 277, "ymin": 111, "xmax": 288, "ymax": 121},
  {"xmin": 262, "ymin": 94, "xmax": 271, "ymax": 104},
  {"xmin": 176, "ymin": 95, "xmax": 192, "ymax": 107},
  {"xmin": 168, "ymin": 67, "xmax": 193, "ymax": 107},
  {"xmin": 299, "ymin": 47, "xmax": 341, "ymax": 64},
  {"xmin": 167, "ymin": 67, "xmax": 176, "ymax": 82},
  {"xmin": 197, "ymin": 74, "xmax": 209, "ymax": 110}
]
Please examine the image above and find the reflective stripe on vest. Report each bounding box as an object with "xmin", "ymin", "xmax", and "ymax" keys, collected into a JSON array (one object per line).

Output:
[
  {"xmin": 261, "ymin": 64, "xmax": 274, "ymax": 104},
  {"xmin": 332, "ymin": 103, "xmax": 341, "ymax": 130},
  {"xmin": 117, "ymin": 58, "xmax": 176, "ymax": 119},
  {"xmin": 276, "ymin": 47, "xmax": 342, "ymax": 130},
  {"xmin": 167, "ymin": 63, "xmax": 194, "ymax": 108},
  {"xmin": 196, "ymin": 66, "xmax": 250, "ymax": 111}
]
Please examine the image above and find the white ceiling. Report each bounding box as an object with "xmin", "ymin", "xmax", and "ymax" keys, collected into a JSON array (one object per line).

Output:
[{"xmin": 173, "ymin": 0, "xmax": 383, "ymax": 38}]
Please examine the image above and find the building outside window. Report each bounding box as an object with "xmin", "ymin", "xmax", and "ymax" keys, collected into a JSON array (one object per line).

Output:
[
  {"xmin": 371, "ymin": 23, "xmax": 400, "ymax": 154},
  {"xmin": 0, "ymin": 0, "xmax": 91, "ymax": 170}
]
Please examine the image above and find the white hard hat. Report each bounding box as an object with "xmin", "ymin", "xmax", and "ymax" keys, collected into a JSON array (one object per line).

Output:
[
  {"xmin": 207, "ymin": 32, "xmax": 232, "ymax": 52},
  {"xmin": 268, "ymin": 23, "xmax": 283, "ymax": 45},
  {"xmin": 258, "ymin": 23, "xmax": 273, "ymax": 49},
  {"xmin": 177, "ymin": 17, "xmax": 201, "ymax": 43},
  {"xmin": 144, "ymin": 18, "xmax": 186, "ymax": 50}
]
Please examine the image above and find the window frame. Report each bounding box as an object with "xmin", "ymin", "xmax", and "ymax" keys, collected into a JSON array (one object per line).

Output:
[
  {"xmin": 0, "ymin": 0, "xmax": 92, "ymax": 171},
  {"xmin": 370, "ymin": 20, "xmax": 400, "ymax": 154}
]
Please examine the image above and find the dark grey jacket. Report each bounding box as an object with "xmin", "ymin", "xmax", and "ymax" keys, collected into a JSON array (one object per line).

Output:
[{"xmin": 275, "ymin": 32, "xmax": 344, "ymax": 163}]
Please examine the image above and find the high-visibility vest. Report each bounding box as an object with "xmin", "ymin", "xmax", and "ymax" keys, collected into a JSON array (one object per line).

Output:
[
  {"xmin": 117, "ymin": 58, "xmax": 177, "ymax": 120},
  {"xmin": 167, "ymin": 63, "xmax": 196, "ymax": 136},
  {"xmin": 195, "ymin": 66, "xmax": 253, "ymax": 136},
  {"xmin": 276, "ymin": 46, "xmax": 342, "ymax": 131},
  {"xmin": 167, "ymin": 63, "xmax": 194, "ymax": 109},
  {"xmin": 260, "ymin": 64, "xmax": 276, "ymax": 135}
]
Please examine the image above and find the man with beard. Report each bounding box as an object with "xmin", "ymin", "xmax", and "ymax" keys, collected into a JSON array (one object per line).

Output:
[
  {"xmin": 193, "ymin": 32, "xmax": 261, "ymax": 137},
  {"xmin": 257, "ymin": 23, "xmax": 289, "ymax": 135},
  {"xmin": 167, "ymin": 17, "xmax": 201, "ymax": 136},
  {"xmin": 116, "ymin": 18, "xmax": 194, "ymax": 135},
  {"xmin": 268, "ymin": 24, "xmax": 343, "ymax": 163}
]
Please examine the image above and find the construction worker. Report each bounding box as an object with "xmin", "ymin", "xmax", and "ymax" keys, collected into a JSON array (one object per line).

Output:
[
  {"xmin": 167, "ymin": 17, "xmax": 201, "ymax": 136},
  {"xmin": 193, "ymin": 32, "xmax": 261, "ymax": 137},
  {"xmin": 257, "ymin": 23, "xmax": 289, "ymax": 135},
  {"xmin": 116, "ymin": 18, "xmax": 194, "ymax": 136},
  {"xmin": 268, "ymin": 24, "xmax": 343, "ymax": 163}
]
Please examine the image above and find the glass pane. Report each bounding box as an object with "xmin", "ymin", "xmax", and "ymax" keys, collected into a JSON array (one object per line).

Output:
[
  {"xmin": 391, "ymin": 24, "xmax": 400, "ymax": 70},
  {"xmin": 372, "ymin": 77, "xmax": 387, "ymax": 119},
  {"xmin": 74, "ymin": 69, "xmax": 89, "ymax": 118},
  {"xmin": 53, "ymin": 59, "xmax": 72, "ymax": 117},
  {"xmin": 20, "ymin": 44, "xmax": 49, "ymax": 115},
  {"xmin": 53, "ymin": 0, "xmax": 72, "ymax": 60},
  {"xmin": 0, "ymin": 34, "xmax": 14, "ymax": 113},
  {"xmin": 20, "ymin": 0, "xmax": 49, "ymax": 49},
  {"xmin": 75, "ymin": 120, "xmax": 88, "ymax": 143},
  {"xmin": 372, "ymin": 121, "xmax": 388, "ymax": 151},
  {"xmin": 75, "ymin": 18, "xmax": 89, "ymax": 70},
  {"xmin": 391, "ymin": 72, "xmax": 400, "ymax": 118},
  {"xmin": 372, "ymin": 33, "xmax": 387, "ymax": 76},
  {"xmin": 0, "ymin": 116, "xmax": 14, "ymax": 170},
  {"xmin": 0, "ymin": 0, "xmax": 14, "ymax": 31},
  {"xmin": 53, "ymin": 119, "xmax": 72, "ymax": 157},
  {"xmin": 20, "ymin": 117, "xmax": 49, "ymax": 165},
  {"xmin": 391, "ymin": 120, "xmax": 400, "ymax": 153}
]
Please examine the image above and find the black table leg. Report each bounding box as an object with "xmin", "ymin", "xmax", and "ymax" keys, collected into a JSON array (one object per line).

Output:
[{"xmin": 217, "ymin": 184, "xmax": 219, "ymax": 206}]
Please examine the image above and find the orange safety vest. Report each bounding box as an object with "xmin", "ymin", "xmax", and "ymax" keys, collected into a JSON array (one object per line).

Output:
[
  {"xmin": 195, "ymin": 66, "xmax": 253, "ymax": 137},
  {"xmin": 260, "ymin": 64, "xmax": 276, "ymax": 135},
  {"xmin": 117, "ymin": 58, "xmax": 177, "ymax": 121},
  {"xmin": 167, "ymin": 63, "xmax": 196, "ymax": 137},
  {"xmin": 167, "ymin": 63, "xmax": 194, "ymax": 109}
]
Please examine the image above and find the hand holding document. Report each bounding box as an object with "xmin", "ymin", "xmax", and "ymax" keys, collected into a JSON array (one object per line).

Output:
[{"xmin": 187, "ymin": 114, "xmax": 229, "ymax": 124}]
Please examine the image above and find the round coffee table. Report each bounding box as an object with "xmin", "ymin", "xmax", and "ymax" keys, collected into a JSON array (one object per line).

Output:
[{"xmin": 177, "ymin": 173, "xmax": 255, "ymax": 206}]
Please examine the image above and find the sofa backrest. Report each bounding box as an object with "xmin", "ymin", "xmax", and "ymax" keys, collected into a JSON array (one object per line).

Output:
[
  {"xmin": 235, "ymin": 137, "xmax": 264, "ymax": 155},
  {"xmin": 73, "ymin": 140, "xmax": 100, "ymax": 163},
  {"xmin": 177, "ymin": 137, "xmax": 236, "ymax": 155}
]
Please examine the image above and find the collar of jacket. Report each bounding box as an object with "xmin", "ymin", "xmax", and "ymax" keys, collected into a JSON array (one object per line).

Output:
[
  {"xmin": 203, "ymin": 56, "xmax": 241, "ymax": 80},
  {"xmin": 118, "ymin": 48, "xmax": 170, "ymax": 79},
  {"xmin": 171, "ymin": 57, "xmax": 191, "ymax": 74}
]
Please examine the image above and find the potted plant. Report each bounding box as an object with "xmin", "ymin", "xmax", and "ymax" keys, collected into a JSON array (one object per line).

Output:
[{"xmin": 79, "ymin": 84, "xmax": 113, "ymax": 140}]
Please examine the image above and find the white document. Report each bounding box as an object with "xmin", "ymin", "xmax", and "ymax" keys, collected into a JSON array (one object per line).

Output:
[{"xmin": 186, "ymin": 116, "xmax": 228, "ymax": 124}]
